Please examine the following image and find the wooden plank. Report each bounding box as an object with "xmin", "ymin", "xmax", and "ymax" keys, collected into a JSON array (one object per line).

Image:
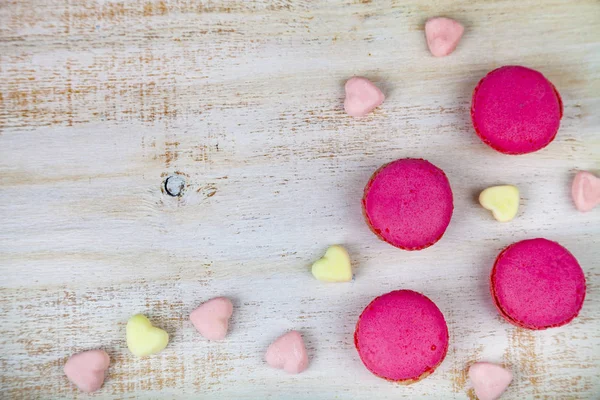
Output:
[{"xmin": 1, "ymin": 0, "xmax": 599, "ymax": 398}]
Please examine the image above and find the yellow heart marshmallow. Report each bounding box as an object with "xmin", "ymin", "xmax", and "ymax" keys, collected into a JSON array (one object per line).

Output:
[
  {"xmin": 311, "ymin": 245, "xmax": 352, "ymax": 282},
  {"xmin": 126, "ymin": 314, "xmax": 169, "ymax": 357},
  {"xmin": 479, "ymin": 185, "xmax": 520, "ymax": 222}
]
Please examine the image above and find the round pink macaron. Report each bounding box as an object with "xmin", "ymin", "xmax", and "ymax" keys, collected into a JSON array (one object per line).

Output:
[
  {"xmin": 354, "ymin": 290, "xmax": 449, "ymax": 383},
  {"xmin": 471, "ymin": 66, "xmax": 563, "ymax": 154},
  {"xmin": 491, "ymin": 238, "xmax": 586, "ymax": 330},
  {"xmin": 362, "ymin": 158, "xmax": 453, "ymax": 250}
]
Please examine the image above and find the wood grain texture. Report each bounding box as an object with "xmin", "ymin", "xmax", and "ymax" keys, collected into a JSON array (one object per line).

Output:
[{"xmin": 1, "ymin": 0, "xmax": 599, "ymax": 398}]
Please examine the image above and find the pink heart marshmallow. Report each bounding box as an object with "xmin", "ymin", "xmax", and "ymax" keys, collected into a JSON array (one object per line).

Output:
[
  {"xmin": 64, "ymin": 349, "xmax": 110, "ymax": 393},
  {"xmin": 469, "ymin": 362, "xmax": 513, "ymax": 400},
  {"xmin": 265, "ymin": 330, "xmax": 309, "ymax": 374},
  {"xmin": 190, "ymin": 297, "xmax": 233, "ymax": 340},
  {"xmin": 572, "ymin": 171, "xmax": 600, "ymax": 212},
  {"xmin": 425, "ymin": 17, "xmax": 464, "ymax": 57},
  {"xmin": 344, "ymin": 76, "xmax": 385, "ymax": 117}
]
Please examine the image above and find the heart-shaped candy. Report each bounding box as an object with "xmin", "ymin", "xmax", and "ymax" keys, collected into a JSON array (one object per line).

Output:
[
  {"xmin": 190, "ymin": 297, "xmax": 233, "ymax": 340},
  {"xmin": 311, "ymin": 245, "xmax": 352, "ymax": 282},
  {"xmin": 572, "ymin": 171, "xmax": 600, "ymax": 212},
  {"xmin": 265, "ymin": 331, "xmax": 309, "ymax": 374},
  {"xmin": 425, "ymin": 17, "xmax": 464, "ymax": 57},
  {"xmin": 479, "ymin": 185, "xmax": 519, "ymax": 222},
  {"xmin": 469, "ymin": 362, "xmax": 513, "ymax": 400},
  {"xmin": 126, "ymin": 314, "xmax": 169, "ymax": 357},
  {"xmin": 344, "ymin": 77, "xmax": 385, "ymax": 117},
  {"xmin": 64, "ymin": 349, "xmax": 110, "ymax": 393}
]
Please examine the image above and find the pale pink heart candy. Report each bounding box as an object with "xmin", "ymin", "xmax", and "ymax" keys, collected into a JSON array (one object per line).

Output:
[
  {"xmin": 425, "ymin": 17, "xmax": 464, "ymax": 57},
  {"xmin": 344, "ymin": 76, "xmax": 385, "ymax": 117},
  {"xmin": 572, "ymin": 171, "xmax": 600, "ymax": 212},
  {"xmin": 265, "ymin": 330, "xmax": 309, "ymax": 374},
  {"xmin": 64, "ymin": 349, "xmax": 110, "ymax": 393},
  {"xmin": 469, "ymin": 362, "xmax": 513, "ymax": 400},
  {"xmin": 190, "ymin": 297, "xmax": 233, "ymax": 340}
]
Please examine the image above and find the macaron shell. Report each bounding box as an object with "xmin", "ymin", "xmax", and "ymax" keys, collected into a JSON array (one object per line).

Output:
[
  {"xmin": 490, "ymin": 238, "xmax": 586, "ymax": 329},
  {"xmin": 471, "ymin": 66, "xmax": 562, "ymax": 154},
  {"xmin": 362, "ymin": 159, "xmax": 453, "ymax": 250},
  {"xmin": 354, "ymin": 290, "xmax": 449, "ymax": 382}
]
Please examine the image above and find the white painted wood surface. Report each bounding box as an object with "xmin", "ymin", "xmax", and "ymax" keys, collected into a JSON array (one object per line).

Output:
[{"xmin": 1, "ymin": 0, "xmax": 599, "ymax": 398}]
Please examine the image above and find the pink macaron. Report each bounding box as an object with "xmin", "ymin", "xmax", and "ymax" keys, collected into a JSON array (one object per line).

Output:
[
  {"xmin": 471, "ymin": 66, "xmax": 563, "ymax": 154},
  {"xmin": 362, "ymin": 158, "xmax": 453, "ymax": 250},
  {"xmin": 354, "ymin": 290, "xmax": 449, "ymax": 383},
  {"xmin": 491, "ymin": 238, "xmax": 586, "ymax": 330}
]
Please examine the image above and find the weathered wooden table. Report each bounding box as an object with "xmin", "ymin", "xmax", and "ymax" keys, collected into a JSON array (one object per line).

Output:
[{"xmin": 1, "ymin": 0, "xmax": 599, "ymax": 398}]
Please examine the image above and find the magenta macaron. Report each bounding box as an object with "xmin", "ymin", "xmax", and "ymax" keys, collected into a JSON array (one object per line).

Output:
[
  {"xmin": 362, "ymin": 158, "xmax": 453, "ymax": 250},
  {"xmin": 471, "ymin": 65, "xmax": 563, "ymax": 154},
  {"xmin": 354, "ymin": 290, "xmax": 449, "ymax": 383},
  {"xmin": 491, "ymin": 238, "xmax": 586, "ymax": 330}
]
